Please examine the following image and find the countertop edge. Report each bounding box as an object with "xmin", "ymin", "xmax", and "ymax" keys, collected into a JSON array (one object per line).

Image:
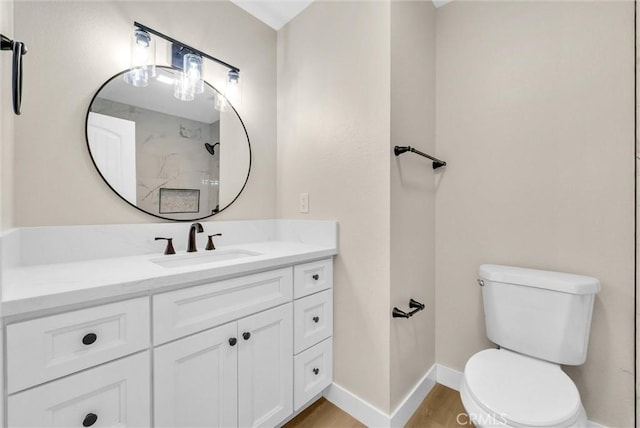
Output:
[{"xmin": 2, "ymin": 247, "xmax": 337, "ymax": 319}]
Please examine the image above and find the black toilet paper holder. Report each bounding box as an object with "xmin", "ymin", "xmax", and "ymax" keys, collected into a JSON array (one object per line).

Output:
[{"xmin": 392, "ymin": 298, "xmax": 425, "ymax": 318}]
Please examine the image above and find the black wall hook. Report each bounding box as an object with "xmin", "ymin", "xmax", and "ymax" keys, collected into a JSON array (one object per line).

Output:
[
  {"xmin": 1, "ymin": 34, "xmax": 27, "ymax": 115},
  {"xmin": 393, "ymin": 298, "xmax": 425, "ymax": 318}
]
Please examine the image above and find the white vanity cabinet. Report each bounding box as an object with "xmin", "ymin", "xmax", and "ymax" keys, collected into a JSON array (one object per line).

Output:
[
  {"xmin": 6, "ymin": 297, "xmax": 150, "ymax": 394},
  {"xmin": 8, "ymin": 352, "xmax": 150, "ymax": 427},
  {"xmin": 154, "ymin": 304, "xmax": 293, "ymax": 428},
  {"xmin": 5, "ymin": 298, "xmax": 152, "ymax": 428},
  {"xmin": 4, "ymin": 257, "xmax": 333, "ymax": 428},
  {"xmin": 292, "ymin": 259, "xmax": 334, "ymax": 411}
]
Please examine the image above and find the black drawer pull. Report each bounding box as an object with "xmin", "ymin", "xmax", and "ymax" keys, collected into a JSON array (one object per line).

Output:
[
  {"xmin": 82, "ymin": 333, "xmax": 97, "ymax": 346},
  {"xmin": 242, "ymin": 332, "xmax": 251, "ymax": 341},
  {"xmin": 229, "ymin": 337, "xmax": 237, "ymax": 346},
  {"xmin": 312, "ymin": 367, "xmax": 319, "ymax": 375},
  {"xmin": 82, "ymin": 413, "xmax": 98, "ymax": 427},
  {"xmin": 312, "ymin": 274, "xmax": 319, "ymax": 281},
  {"xmin": 312, "ymin": 316, "xmax": 319, "ymax": 323}
]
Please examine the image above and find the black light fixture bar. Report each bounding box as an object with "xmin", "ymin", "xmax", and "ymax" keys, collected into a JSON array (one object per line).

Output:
[
  {"xmin": 134, "ymin": 21, "xmax": 240, "ymax": 73},
  {"xmin": 394, "ymin": 145, "xmax": 446, "ymax": 170}
]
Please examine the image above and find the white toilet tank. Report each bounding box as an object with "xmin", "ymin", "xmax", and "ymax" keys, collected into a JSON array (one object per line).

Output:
[{"xmin": 479, "ymin": 264, "xmax": 600, "ymax": 366}]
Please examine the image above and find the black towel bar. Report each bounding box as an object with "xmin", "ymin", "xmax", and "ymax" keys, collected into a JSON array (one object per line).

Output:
[{"xmin": 394, "ymin": 146, "xmax": 446, "ymax": 169}]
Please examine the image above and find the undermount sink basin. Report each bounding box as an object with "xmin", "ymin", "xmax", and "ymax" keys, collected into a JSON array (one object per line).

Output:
[{"xmin": 151, "ymin": 249, "xmax": 262, "ymax": 268}]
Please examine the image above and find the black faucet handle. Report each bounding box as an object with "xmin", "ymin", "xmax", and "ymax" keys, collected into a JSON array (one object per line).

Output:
[
  {"xmin": 155, "ymin": 237, "xmax": 176, "ymax": 255},
  {"xmin": 205, "ymin": 233, "xmax": 222, "ymax": 251}
]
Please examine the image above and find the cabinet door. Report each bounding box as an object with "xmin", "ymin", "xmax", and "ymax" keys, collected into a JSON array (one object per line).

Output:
[
  {"xmin": 154, "ymin": 322, "xmax": 238, "ymax": 428},
  {"xmin": 8, "ymin": 352, "xmax": 149, "ymax": 427},
  {"xmin": 238, "ymin": 303, "xmax": 293, "ymax": 428}
]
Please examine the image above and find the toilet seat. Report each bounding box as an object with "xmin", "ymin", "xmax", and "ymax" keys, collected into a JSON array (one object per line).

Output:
[{"xmin": 462, "ymin": 349, "xmax": 583, "ymax": 427}]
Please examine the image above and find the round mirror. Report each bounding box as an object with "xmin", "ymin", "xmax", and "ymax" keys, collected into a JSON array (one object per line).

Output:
[{"xmin": 86, "ymin": 66, "xmax": 251, "ymax": 221}]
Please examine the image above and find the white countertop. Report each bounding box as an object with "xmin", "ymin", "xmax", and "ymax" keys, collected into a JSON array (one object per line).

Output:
[{"xmin": 2, "ymin": 241, "xmax": 337, "ymax": 317}]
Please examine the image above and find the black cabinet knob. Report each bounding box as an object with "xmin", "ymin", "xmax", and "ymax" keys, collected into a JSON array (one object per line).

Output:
[
  {"xmin": 82, "ymin": 413, "xmax": 98, "ymax": 427},
  {"xmin": 229, "ymin": 337, "xmax": 237, "ymax": 346},
  {"xmin": 312, "ymin": 368, "xmax": 319, "ymax": 375},
  {"xmin": 82, "ymin": 333, "xmax": 97, "ymax": 346},
  {"xmin": 312, "ymin": 274, "xmax": 319, "ymax": 281},
  {"xmin": 242, "ymin": 332, "xmax": 251, "ymax": 340},
  {"xmin": 312, "ymin": 316, "xmax": 319, "ymax": 323}
]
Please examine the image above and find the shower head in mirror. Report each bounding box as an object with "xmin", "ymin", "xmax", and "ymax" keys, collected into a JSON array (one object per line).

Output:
[{"xmin": 205, "ymin": 142, "xmax": 219, "ymax": 156}]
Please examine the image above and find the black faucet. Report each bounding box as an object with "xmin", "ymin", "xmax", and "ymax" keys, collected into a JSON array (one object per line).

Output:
[{"xmin": 187, "ymin": 222, "xmax": 204, "ymax": 252}]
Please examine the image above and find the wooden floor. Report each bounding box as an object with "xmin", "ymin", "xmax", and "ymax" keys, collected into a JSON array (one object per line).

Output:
[{"xmin": 284, "ymin": 384, "xmax": 469, "ymax": 428}]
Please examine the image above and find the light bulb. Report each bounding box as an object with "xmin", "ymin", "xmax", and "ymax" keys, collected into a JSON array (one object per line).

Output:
[
  {"xmin": 224, "ymin": 69, "xmax": 240, "ymax": 106},
  {"xmin": 184, "ymin": 53, "xmax": 204, "ymax": 94},
  {"xmin": 124, "ymin": 29, "xmax": 156, "ymax": 87}
]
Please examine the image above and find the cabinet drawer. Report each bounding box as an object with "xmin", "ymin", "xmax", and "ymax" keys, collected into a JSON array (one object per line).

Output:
[
  {"xmin": 293, "ymin": 259, "xmax": 333, "ymax": 299},
  {"xmin": 294, "ymin": 338, "xmax": 333, "ymax": 411},
  {"xmin": 294, "ymin": 289, "xmax": 333, "ymax": 354},
  {"xmin": 8, "ymin": 351, "xmax": 150, "ymax": 427},
  {"xmin": 154, "ymin": 267, "xmax": 293, "ymax": 344},
  {"xmin": 7, "ymin": 297, "xmax": 150, "ymax": 393}
]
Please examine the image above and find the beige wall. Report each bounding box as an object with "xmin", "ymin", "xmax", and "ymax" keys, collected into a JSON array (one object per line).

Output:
[
  {"xmin": 389, "ymin": 0, "xmax": 436, "ymax": 411},
  {"xmin": 0, "ymin": 2, "xmax": 11, "ymax": 424},
  {"xmin": 435, "ymin": 1, "xmax": 634, "ymax": 426},
  {"xmin": 1, "ymin": 0, "xmax": 14, "ymax": 231},
  {"xmin": 637, "ymin": 3, "xmax": 640, "ymax": 420},
  {"xmin": 277, "ymin": 1, "xmax": 393, "ymax": 413},
  {"xmin": 13, "ymin": 1, "xmax": 276, "ymax": 226}
]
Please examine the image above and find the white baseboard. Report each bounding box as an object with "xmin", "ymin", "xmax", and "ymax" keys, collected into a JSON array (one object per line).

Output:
[
  {"xmin": 323, "ymin": 364, "xmax": 437, "ymax": 427},
  {"xmin": 435, "ymin": 363, "xmax": 463, "ymax": 391},
  {"xmin": 323, "ymin": 363, "xmax": 607, "ymax": 428},
  {"xmin": 323, "ymin": 382, "xmax": 390, "ymax": 427},
  {"xmin": 389, "ymin": 364, "xmax": 437, "ymax": 427}
]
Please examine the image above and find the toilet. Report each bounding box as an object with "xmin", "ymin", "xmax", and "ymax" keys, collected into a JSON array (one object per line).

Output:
[{"xmin": 460, "ymin": 264, "xmax": 600, "ymax": 428}]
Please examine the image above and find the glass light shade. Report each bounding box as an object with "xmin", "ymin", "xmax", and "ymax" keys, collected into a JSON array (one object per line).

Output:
[
  {"xmin": 124, "ymin": 29, "xmax": 156, "ymax": 87},
  {"xmin": 174, "ymin": 73, "xmax": 195, "ymax": 101},
  {"xmin": 184, "ymin": 53, "xmax": 204, "ymax": 94},
  {"xmin": 224, "ymin": 69, "xmax": 240, "ymax": 105}
]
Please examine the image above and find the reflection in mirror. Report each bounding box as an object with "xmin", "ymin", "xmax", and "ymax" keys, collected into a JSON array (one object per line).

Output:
[{"xmin": 86, "ymin": 67, "xmax": 251, "ymax": 221}]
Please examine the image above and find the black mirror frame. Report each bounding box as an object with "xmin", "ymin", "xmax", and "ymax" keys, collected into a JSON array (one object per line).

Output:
[{"xmin": 85, "ymin": 66, "xmax": 252, "ymax": 222}]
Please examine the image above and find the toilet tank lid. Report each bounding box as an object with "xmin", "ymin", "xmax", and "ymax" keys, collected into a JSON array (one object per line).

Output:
[{"xmin": 479, "ymin": 264, "xmax": 600, "ymax": 295}]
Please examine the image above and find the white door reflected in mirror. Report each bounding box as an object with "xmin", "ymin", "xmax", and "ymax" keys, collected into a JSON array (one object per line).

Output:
[{"xmin": 87, "ymin": 113, "xmax": 137, "ymax": 205}]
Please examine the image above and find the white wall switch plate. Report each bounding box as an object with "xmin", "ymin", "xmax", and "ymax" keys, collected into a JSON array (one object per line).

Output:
[{"xmin": 299, "ymin": 193, "xmax": 309, "ymax": 213}]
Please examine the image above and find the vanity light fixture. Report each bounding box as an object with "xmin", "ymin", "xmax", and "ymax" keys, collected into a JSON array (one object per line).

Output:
[
  {"xmin": 225, "ymin": 69, "xmax": 240, "ymax": 104},
  {"xmin": 174, "ymin": 52, "xmax": 203, "ymax": 102},
  {"xmin": 126, "ymin": 22, "xmax": 241, "ymax": 106},
  {"xmin": 124, "ymin": 28, "xmax": 156, "ymax": 87},
  {"xmin": 184, "ymin": 53, "xmax": 204, "ymax": 94}
]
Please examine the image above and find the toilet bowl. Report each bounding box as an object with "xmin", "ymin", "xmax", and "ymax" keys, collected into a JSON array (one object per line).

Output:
[
  {"xmin": 460, "ymin": 265, "xmax": 600, "ymax": 428},
  {"xmin": 459, "ymin": 349, "xmax": 587, "ymax": 428}
]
